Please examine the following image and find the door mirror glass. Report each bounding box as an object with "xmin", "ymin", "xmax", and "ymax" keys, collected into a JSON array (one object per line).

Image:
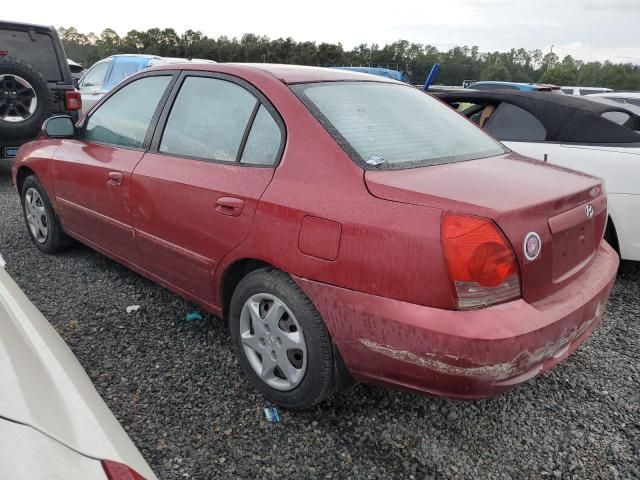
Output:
[{"xmin": 43, "ymin": 115, "xmax": 75, "ymax": 138}]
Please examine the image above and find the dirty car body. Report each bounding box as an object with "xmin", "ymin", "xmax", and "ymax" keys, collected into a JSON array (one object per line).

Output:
[{"xmin": 13, "ymin": 63, "xmax": 618, "ymax": 405}]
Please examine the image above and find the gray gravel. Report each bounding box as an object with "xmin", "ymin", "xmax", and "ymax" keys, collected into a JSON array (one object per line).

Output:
[{"xmin": 1, "ymin": 162, "xmax": 639, "ymax": 480}]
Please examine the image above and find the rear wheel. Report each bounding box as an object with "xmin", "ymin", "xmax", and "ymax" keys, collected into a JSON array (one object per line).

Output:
[
  {"xmin": 21, "ymin": 175, "xmax": 69, "ymax": 254},
  {"xmin": 229, "ymin": 268, "xmax": 336, "ymax": 410}
]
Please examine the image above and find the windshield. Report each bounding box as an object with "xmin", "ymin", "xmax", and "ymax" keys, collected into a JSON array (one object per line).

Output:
[{"xmin": 291, "ymin": 82, "xmax": 506, "ymax": 170}]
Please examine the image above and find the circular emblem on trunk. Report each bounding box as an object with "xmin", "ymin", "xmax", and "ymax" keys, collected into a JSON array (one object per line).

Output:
[
  {"xmin": 585, "ymin": 204, "xmax": 594, "ymax": 218},
  {"xmin": 524, "ymin": 232, "xmax": 542, "ymax": 261}
]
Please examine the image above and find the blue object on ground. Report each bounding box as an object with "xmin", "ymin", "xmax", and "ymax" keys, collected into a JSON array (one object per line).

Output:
[
  {"xmin": 186, "ymin": 311, "xmax": 203, "ymax": 322},
  {"xmin": 264, "ymin": 406, "xmax": 280, "ymax": 423}
]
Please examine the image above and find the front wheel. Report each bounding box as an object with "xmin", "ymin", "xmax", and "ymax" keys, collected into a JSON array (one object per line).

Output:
[
  {"xmin": 229, "ymin": 268, "xmax": 336, "ymax": 410},
  {"xmin": 21, "ymin": 175, "xmax": 69, "ymax": 254}
]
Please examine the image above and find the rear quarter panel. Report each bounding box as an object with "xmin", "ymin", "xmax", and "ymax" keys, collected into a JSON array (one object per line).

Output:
[{"xmin": 214, "ymin": 71, "xmax": 453, "ymax": 310}]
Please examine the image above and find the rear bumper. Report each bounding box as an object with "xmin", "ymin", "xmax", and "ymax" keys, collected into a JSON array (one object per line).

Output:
[{"xmin": 294, "ymin": 241, "xmax": 619, "ymax": 399}]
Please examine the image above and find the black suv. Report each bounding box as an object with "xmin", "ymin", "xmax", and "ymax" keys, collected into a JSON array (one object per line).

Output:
[{"xmin": 0, "ymin": 21, "xmax": 81, "ymax": 160}]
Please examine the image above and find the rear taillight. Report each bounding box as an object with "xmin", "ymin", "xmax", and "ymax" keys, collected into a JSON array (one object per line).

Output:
[
  {"xmin": 102, "ymin": 460, "xmax": 147, "ymax": 480},
  {"xmin": 442, "ymin": 213, "xmax": 521, "ymax": 310},
  {"xmin": 64, "ymin": 90, "xmax": 82, "ymax": 111}
]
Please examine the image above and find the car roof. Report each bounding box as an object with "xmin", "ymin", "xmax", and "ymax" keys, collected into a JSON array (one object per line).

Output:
[
  {"xmin": 109, "ymin": 54, "xmax": 162, "ymax": 60},
  {"xmin": 435, "ymin": 90, "xmax": 640, "ymax": 143},
  {"xmin": 562, "ymin": 86, "xmax": 612, "ymax": 91},
  {"xmin": 471, "ymin": 81, "xmax": 560, "ymax": 91},
  {"xmin": 146, "ymin": 62, "xmax": 401, "ymax": 84},
  {"xmin": 0, "ymin": 20, "xmax": 55, "ymax": 32},
  {"xmin": 590, "ymin": 91, "xmax": 640, "ymax": 98}
]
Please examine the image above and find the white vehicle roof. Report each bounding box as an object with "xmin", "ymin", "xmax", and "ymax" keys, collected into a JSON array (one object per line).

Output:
[
  {"xmin": 589, "ymin": 91, "xmax": 640, "ymax": 99},
  {"xmin": 150, "ymin": 57, "xmax": 217, "ymax": 65},
  {"xmin": 562, "ymin": 86, "xmax": 613, "ymax": 92}
]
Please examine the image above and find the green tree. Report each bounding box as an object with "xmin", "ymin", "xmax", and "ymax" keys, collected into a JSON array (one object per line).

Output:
[
  {"xmin": 480, "ymin": 63, "xmax": 511, "ymax": 81},
  {"xmin": 55, "ymin": 26, "xmax": 640, "ymax": 89}
]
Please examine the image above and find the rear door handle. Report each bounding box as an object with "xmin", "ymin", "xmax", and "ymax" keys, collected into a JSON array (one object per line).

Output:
[
  {"xmin": 107, "ymin": 171, "xmax": 124, "ymax": 187},
  {"xmin": 215, "ymin": 197, "xmax": 244, "ymax": 216}
]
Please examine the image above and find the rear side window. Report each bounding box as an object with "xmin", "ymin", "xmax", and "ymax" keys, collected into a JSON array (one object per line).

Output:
[
  {"xmin": 241, "ymin": 105, "xmax": 282, "ymax": 165},
  {"xmin": 485, "ymin": 103, "xmax": 547, "ymax": 142},
  {"xmin": 602, "ymin": 111, "xmax": 631, "ymax": 126},
  {"xmin": 160, "ymin": 77, "xmax": 257, "ymax": 162},
  {"xmin": 292, "ymin": 82, "xmax": 505, "ymax": 169},
  {"xmin": 80, "ymin": 62, "xmax": 110, "ymax": 88},
  {"xmin": 84, "ymin": 75, "xmax": 171, "ymax": 148},
  {"xmin": 0, "ymin": 29, "xmax": 62, "ymax": 82}
]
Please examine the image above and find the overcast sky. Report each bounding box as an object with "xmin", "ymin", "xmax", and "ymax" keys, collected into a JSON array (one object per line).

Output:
[{"xmin": 17, "ymin": 0, "xmax": 640, "ymax": 63}]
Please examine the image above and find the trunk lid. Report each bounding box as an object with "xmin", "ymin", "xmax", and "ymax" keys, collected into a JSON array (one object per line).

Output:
[{"xmin": 365, "ymin": 153, "xmax": 607, "ymax": 302}]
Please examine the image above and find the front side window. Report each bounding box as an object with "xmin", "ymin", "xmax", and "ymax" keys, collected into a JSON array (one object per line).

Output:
[
  {"xmin": 83, "ymin": 75, "xmax": 171, "ymax": 148},
  {"xmin": 160, "ymin": 77, "xmax": 257, "ymax": 162},
  {"xmin": 80, "ymin": 61, "xmax": 110, "ymax": 88},
  {"xmin": 292, "ymin": 82, "xmax": 506, "ymax": 169},
  {"xmin": 485, "ymin": 103, "xmax": 547, "ymax": 142}
]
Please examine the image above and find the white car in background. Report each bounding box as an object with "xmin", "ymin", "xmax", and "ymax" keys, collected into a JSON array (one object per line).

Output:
[
  {"xmin": 589, "ymin": 91, "xmax": 640, "ymax": 107},
  {"xmin": 562, "ymin": 86, "xmax": 613, "ymax": 96},
  {"xmin": 437, "ymin": 90, "xmax": 640, "ymax": 262},
  {"xmin": 0, "ymin": 255, "xmax": 157, "ymax": 480},
  {"xmin": 78, "ymin": 54, "xmax": 216, "ymax": 113}
]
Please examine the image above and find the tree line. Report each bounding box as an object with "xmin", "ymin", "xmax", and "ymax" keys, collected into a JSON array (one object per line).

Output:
[{"xmin": 58, "ymin": 27, "xmax": 640, "ymax": 90}]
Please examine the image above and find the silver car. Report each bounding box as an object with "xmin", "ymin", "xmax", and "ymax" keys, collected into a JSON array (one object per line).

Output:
[
  {"xmin": 79, "ymin": 54, "xmax": 216, "ymax": 114},
  {"xmin": 0, "ymin": 255, "xmax": 157, "ymax": 480}
]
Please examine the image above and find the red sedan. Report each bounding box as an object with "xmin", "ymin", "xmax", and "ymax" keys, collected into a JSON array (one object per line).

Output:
[{"xmin": 13, "ymin": 64, "xmax": 618, "ymax": 409}]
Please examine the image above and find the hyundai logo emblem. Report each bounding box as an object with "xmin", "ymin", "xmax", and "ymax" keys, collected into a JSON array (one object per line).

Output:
[
  {"xmin": 524, "ymin": 232, "xmax": 542, "ymax": 261},
  {"xmin": 585, "ymin": 204, "xmax": 594, "ymax": 218}
]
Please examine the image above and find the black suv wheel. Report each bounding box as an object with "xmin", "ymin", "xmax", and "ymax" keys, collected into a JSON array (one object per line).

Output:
[{"xmin": 0, "ymin": 57, "xmax": 53, "ymax": 139}]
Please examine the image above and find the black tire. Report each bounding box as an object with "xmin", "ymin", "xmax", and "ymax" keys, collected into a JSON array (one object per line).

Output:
[
  {"xmin": 21, "ymin": 175, "xmax": 69, "ymax": 254},
  {"xmin": 0, "ymin": 57, "xmax": 54, "ymax": 139},
  {"xmin": 604, "ymin": 217, "xmax": 620, "ymax": 256},
  {"xmin": 229, "ymin": 268, "xmax": 337, "ymax": 410}
]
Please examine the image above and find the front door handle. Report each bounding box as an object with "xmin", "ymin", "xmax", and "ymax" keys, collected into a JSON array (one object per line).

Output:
[
  {"xmin": 107, "ymin": 171, "xmax": 124, "ymax": 187},
  {"xmin": 215, "ymin": 197, "xmax": 244, "ymax": 217}
]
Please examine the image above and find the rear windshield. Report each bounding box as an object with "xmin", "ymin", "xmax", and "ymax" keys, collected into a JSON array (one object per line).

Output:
[
  {"xmin": 291, "ymin": 82, "xmax": 506, "ymax": 170},
  {"xmin": 0, "ymin": 28, "xmax": 62, "ymax": 82}
]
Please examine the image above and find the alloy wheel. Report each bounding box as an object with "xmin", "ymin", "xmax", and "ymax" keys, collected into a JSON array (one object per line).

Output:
[
  {"xmin": 239, "ymin": 293, "xmax": 308, "ymax": 391},
  {"xmin": 0, "ymin": 74, "xmax": 38, "ymax": 123},
  {"xmin": 24, "ymin": 187, "xmax": 49, "ymax": 244}
]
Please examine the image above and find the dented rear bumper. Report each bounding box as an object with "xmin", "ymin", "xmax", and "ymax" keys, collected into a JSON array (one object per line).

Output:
[{"xmin": 293, "ymin": 241, "xmax": 619, "ymax": 399}]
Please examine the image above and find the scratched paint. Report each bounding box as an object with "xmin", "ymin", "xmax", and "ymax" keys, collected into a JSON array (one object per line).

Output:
[{"xmin": 360, "ymin": 301, "xmax": 601, "ymax": 381}]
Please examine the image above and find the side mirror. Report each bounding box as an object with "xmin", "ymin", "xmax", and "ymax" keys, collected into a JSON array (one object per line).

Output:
[{"xmin": 42, "ymin": 115, "xmax": 75, "ymax": 139}]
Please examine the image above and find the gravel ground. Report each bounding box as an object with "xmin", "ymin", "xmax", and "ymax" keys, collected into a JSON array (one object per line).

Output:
[{"xmin": 1, "ymin": 162, "xmax": 639, "ymax": 480}]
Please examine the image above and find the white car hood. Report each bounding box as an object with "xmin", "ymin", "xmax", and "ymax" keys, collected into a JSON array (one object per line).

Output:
[{"xmin": 0, "ymin": 261, "xmax": 156, "ymax": 480}]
